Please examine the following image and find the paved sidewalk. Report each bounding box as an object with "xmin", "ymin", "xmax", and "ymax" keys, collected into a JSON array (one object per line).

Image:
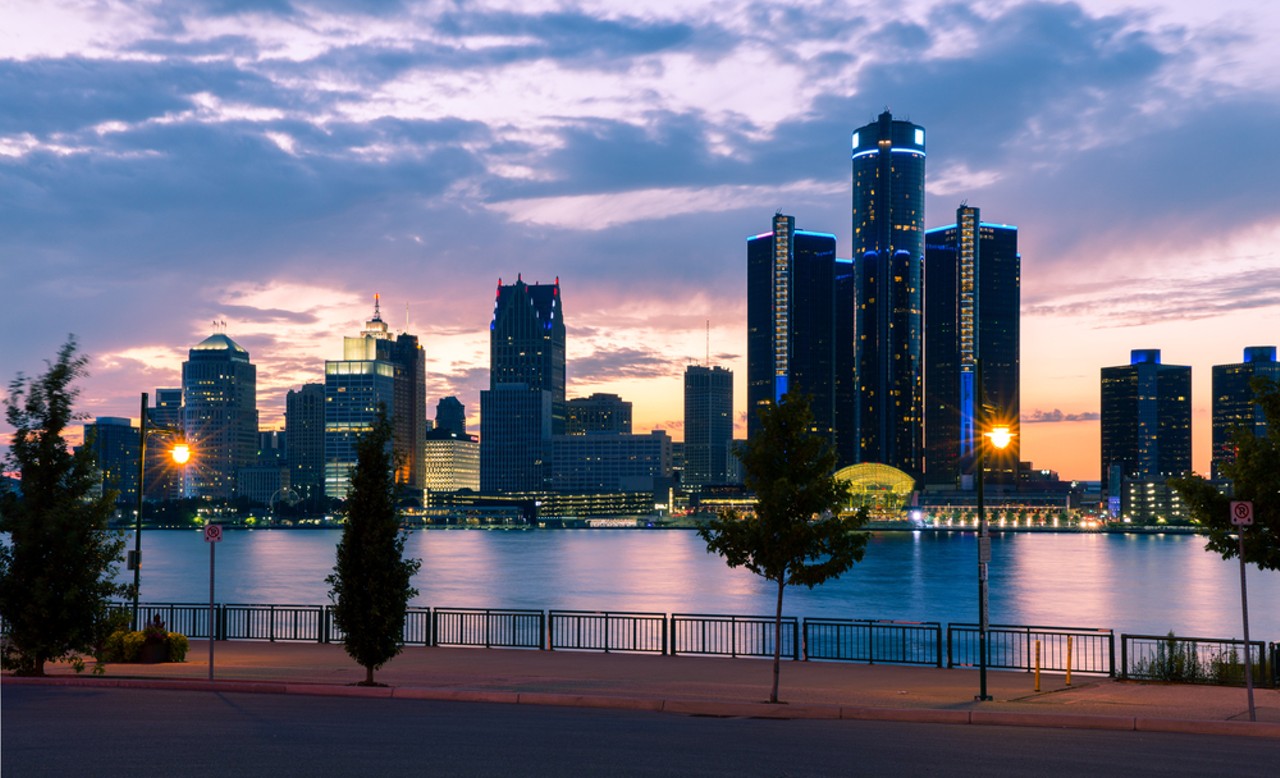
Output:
[{"xmin": 8, "ymin": 641, "xmax": 1280, "ymax": 738}]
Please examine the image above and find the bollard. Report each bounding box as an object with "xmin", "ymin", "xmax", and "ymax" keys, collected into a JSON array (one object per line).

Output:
[
  {"xmin": 1035, "ymin": 640, "xmax": 1041, "ymax": 692},
  {"xmin": 1066, "ymin": 635, "xmax": 1073, "ymax": 686}
]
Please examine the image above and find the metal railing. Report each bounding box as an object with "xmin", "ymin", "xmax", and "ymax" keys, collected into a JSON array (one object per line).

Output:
[
  {"xmin": 432, "ymin": 608, "xmax": 544, "ymax": 649},
  {"xmin": 804, "ymin": 619, "xmax": 943, "ymax": 666},
  {"xmin": 671, "ymin": 613, "xmax": 799, "ymax": 660},
  {"xmin": 1120, "ymin": 633, "xmax": 1269, "ymax": 687},
  {"xmin": 549, "ymin": 610, "xmax": 667, "ymax": 654},
  {"xmin": 326, "ymin": 606, "xmax": 432, "ymax": 646},
  {"xmin": 133, "ymin": 602, "xmax": 215, "ymax": 639},
  {"xmin": 948, "ymin": 624, "xmax": 1115, "ymax": 676},
  {"xmin": 222, "ymin": 604, "xmax": 325, "ymax": 642}
]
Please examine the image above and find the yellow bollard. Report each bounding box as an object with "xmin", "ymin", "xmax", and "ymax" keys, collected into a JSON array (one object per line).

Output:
[
  {"xmin": 1066, "ymin": 635, "xmax": 1073, "ymax": 687},
  {"xmin": 1035, "ymin": 640, "xmax": 1041, "ymax": 692}
]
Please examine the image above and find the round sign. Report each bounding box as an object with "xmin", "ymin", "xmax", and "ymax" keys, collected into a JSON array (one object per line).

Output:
[
  {"xmin": 204, "ymin": 523, "xmax": 223, "ymax": 543},
  {"xmin": 1230, "ymin": 501, "xmax": 1254, "ymax": 526}
]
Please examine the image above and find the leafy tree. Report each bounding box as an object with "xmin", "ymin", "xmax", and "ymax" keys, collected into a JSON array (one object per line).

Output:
[
  {"xmin": 0, "ymin": 338, "xmax": 132, "ymax": 676},
  {"xmin": 698, "ymin": 393, "xmax": 869, "ymax": 703},
  {"xmin": 325, "ymin": 408, "xmax": 421, "ymax": 685},
  {"xmin": 1171, "ymin": 377, "xmax": 1280, "ymax": 570}
]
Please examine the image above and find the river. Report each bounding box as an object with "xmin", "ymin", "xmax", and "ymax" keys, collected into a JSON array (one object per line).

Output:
[{"xmin": 122, "ymin": 529, "xmax": 1280, "ymax": 641}]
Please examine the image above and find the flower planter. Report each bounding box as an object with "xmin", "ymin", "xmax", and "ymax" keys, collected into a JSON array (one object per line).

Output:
[{"xmin": 138, "ymin": 641, "xmax": 169, "ymax": 664}]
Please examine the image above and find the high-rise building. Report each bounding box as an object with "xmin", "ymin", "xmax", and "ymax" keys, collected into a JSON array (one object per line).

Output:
[
  {"xmin": 489, "ymin": 275, "xmax": 566, "ymax": 432},
  {"xmin": 424, "ymin": 429, "xmax": 480, "ymax": 495},
  {"xmin": 566, "ymin": 393, "xmax": 632, "ymax": 435},
  {"xmin": 286, "ymin": 383, "xmax": 325, "ymax": 502},
  {"xmin": 683, "ymin": 365, "xmax": 734, "ymax": 490},
  {"xmin": 924, "ymin": 207, "xmax": 1020, "ymax": 486},
  {"xmin": 1101, "ymin": 349, "xmax": 1191, "ymax": 523},
  {"xmin": 746, "ymin": 213, "xmax": 843, "ymax": 450},
  {"xmin": 435, "ymin": 396, "xmax": 467, "ymax": 437},
  {"xmin": 144, "ymin": 388, "xmax": 184, "ymax": 501},
  {"xmin": 182, "ymin": 332, "xmax": 258, "ymax": 500},
  {"xmin": 1212, "ymin": 346, "xmax": 1280, "ymax": 479},
  {"xmin": 324, "ymin": 298, "xmax": 425, "ymax": 498},
  {"xmin": 481, "ymin": 276, "xmax": 564, "ymax": 493},
  {"xmin": 82, "ymin": 417, "xmax": 139, "ymax": 506},
  {"xmin": 551, "ymin": 430, "xmax": 672, "ymax": 493},
  {"xmin": 851, "ymin": 110, "xmax": 926, "ymax": 477}
]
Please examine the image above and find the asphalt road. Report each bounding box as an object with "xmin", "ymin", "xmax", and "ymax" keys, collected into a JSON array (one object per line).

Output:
[{"xmin": 4, "ymin": 686, "xmax": 1277, "ymax": 777}]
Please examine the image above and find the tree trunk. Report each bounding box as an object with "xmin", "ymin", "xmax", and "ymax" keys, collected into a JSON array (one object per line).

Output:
[
  {"xmin": 771, "ymin": 576, "xmax": 785, "ymax": 704},
  {"xmin": 364, "ymin": 664, "xmax": 374, "ymax": 686}
]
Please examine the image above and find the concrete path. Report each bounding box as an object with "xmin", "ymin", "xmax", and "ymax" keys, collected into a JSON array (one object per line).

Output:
[{"xmin": 8, "ymin": 641, "xmax": 1280, "ymax": 738}]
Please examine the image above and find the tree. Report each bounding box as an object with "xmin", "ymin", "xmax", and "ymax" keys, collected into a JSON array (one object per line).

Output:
[
  {"xmin": 1171, "ymin": 377, "xmax": 1280, "ymax": 570},
  {"xmin": 325, "ymin": 408, "xmax": 421, "ymax": 685},
  {"xmin": 697, "ymin": 393, "xmax": 869, "ymax": 703},
  {"xmin": 0, "ymin": 338, "xmax": 132, "ymax": 676}
]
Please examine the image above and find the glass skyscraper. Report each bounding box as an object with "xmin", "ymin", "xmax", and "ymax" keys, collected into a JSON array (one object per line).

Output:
[
  {"xmin": 1211, "ymin": 346, "xmax": 1279, "ymax": 479},
  {"xmin": 924, "ymin": 207, "xmax": 1020, "ymax": 486},
  {"xmin": 683, "ymin": 365, "xmax": 734, "ymax": 490},
  {"xmin": 746, "ymin": 213, "xmax": 842, "ymax": 451},
  {"xmin": 851, "ymin": 110, "xmax": 925, "ymax": 477},
  {"xmin": 182, "ymin": 333, "xmax": 258, "ymax": 500}
]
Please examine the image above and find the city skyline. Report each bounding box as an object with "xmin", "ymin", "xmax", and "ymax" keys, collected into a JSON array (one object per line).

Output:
[{"xmin": 3, "ymin": 0, "xmax": 1279, "ymax": 481}]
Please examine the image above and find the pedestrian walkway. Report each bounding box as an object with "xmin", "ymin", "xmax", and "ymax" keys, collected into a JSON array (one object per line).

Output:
[{"xmin": 9, "ymin": 641, "xmax": 1280, "ymax": 738}]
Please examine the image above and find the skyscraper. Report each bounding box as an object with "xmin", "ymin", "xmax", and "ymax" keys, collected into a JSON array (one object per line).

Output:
[
  {"xmin": 1101, "ymin": 349, "xmax": 1191, "ymax": 522},
  {"xmin": 435, "ymin": 396, "xmax": 467, "ymax": 437},
  {"xmin": 286, "ymin": 383, "xmax": 325, "ymax": 503},
  {"xmin": 851, "ymin": 110, "xmax": 926, "ymax": 477},
  {"xmin": 924, "ymin": 206, "xmax": 1020, "ymax": 486},
  {"xmin": 481, "ymin": 275, "xmax": 564, "ymax": 493},
  {"xmin": 566, "ymin": 393, "xmax": 632, "ymax": 435},
  {"xmin": 1212, "ymin": 346, "xmax": 1280, "ymax": 479},
  {"xmin": 182, "ymin": 332, "xmax": 258, "ymax": 500},
  {"xmin": 683, "ymin": 365, "xmax": 734, "ymax": 490},
  {"xmin": 746, "ymin": 213, "xmax": 842, "ymax": 449},
  {"xmin": 82, "ymin": 417, "xmax": 139, "ymax": 506},
  {"xmin": 324, "ymin": 298, "xmax": 425, "ymax": 498},
  {"xmin": 144, "ymin": 387, "xmax": 184, "ymax": 501}
]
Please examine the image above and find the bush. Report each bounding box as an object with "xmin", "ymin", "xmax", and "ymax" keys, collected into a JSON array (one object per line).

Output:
[{"xmin": 100, "ymin": 628, "xmax": 188, "ymax": 663}]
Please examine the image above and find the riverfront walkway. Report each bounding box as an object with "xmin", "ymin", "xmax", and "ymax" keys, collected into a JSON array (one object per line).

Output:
[{"xmin": 9, "ymin": 642, "xmax": 1280, "ymax": 738}]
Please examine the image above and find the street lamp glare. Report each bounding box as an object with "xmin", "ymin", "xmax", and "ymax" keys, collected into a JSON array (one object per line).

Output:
[
  {"xmin": 987, "ymin": 425, "xmax": 1013, "ymax": 451},
  {"xmin": 171, "ymin": 442, "xmax": 191, "ymax": 464}
]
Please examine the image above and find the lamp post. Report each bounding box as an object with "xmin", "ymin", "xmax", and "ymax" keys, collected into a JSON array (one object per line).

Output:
[
  {"xmin": 130, "ymin": 392, "xmax": 189, "ymax": 630},
  {"xmin": 975, "ymin": 360, "xmax": 1012, "ymax": 702}
]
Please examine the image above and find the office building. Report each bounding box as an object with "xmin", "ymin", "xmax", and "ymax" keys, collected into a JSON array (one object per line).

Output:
[
  {"xmin": 182, "ymin": 332, "xmax": 258, "ymax": 500},
  {"xmin": 746, "ymin": 213, "xmax": 842, "ymax": 450},
  {"xmin": 482, "ymin": 276, "xmax": 564, "ymax": 492},
  {"xmin": 82, "ymin": 417, "xmax": 139, "ymax": 506},
  {"xmin": 924, "ymin": 206, "xmax": 1020, "ymax": 486},
  {"xmin": 286, "ymin": 383, "xmax": 325, "ymax": 502},
  {"xmin": 435, "ymin": 396, "xmax": 467, "ymax": 437},
  {"xmin": 683, "ymin": 365, "xmax": 734, "ymax": 490},
  {"xmin": 144, "ymin": 388, "xmax": 184, "ymax": 501},
  {"xmin": 1101, "ymin": 349, "xmax": 1191, "ymax": 523},
  {"xmin": 424, "ymin": 429, "xmax": 481, "ymax": 494},
  {"xmin": 566, "ymin": 393, "xmax": 632, "ymax": 435},
  {"xmin": 851, "ymin": 110, "xmax": 926, "ymax": 477},
  {"xmin": 1212, "ymin": 346, "xmax": 1280, "ymax": 479},
  {"xmin": 551, "ymin": 430, "xmax": 672, "ymax": 493}
]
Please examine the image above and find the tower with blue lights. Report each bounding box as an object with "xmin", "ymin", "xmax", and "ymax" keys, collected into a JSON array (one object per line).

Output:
[
  {"xmin": 851, "ymin": 110, "xmax": 926, "ymax": 478},
  {"xmin": 1211, "ymin": 346, "xmax": 1280, "ymax": 479}
]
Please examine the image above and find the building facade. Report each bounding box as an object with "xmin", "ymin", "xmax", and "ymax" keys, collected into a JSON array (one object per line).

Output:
[
  {"xmin": 683, "ymin": 365, "xmax": 734, "ymax": 490},
  {"xmin": 424, "ymin": 429, "xmax": 481, "ymax": 494},
  {"xmin": 851, "ymin": 110, "xmax": 926, "ymax": 478},
  {"xmin": 182, "ymin": 333, "xmax": 258, "ymax": 500},
  {"xmin": 286, "ymin": 383, "xmax": 325, "ymax": 503},
  {"xmin": 924, "ymin": 207, "xmax": 1020, "ymax": 486},
  {"xmin": 566, "ymin": 393, "xmax": 632, "ymax": 435},
  {"xmin": 435, "ymin": 396, "xmax": 467, "ymax": 437},
  {"xmin": 550, "ymin": 430, "xmax": 672, "ymax": 493},
  {"xmin": 480, "ymin": 384, "xmax": 552, "ymax": 493},
  {"xmin": 82, "ymin": 417, "xmax": 139, "ymax": 506},
  {"xmin": 1211, "ymin": 346, "xmax": 1279, "ymax": 479}
]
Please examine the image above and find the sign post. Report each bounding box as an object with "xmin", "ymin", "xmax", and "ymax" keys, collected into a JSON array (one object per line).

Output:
[
  {"xmin": 204, "ymin": 523, "xmax": 223, "ymax": 681},
  {"xmin": 1229, "ymin": 501, "xmax": 1255, "ymax": 722}
]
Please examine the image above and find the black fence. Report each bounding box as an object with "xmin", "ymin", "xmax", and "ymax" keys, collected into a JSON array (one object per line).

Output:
[
  {"xmin": 804, "ymin": 619, "xmax": 943, "ymax": 666},
  {"xmin": 1120, "ymin": 633, "xmax": 1270, "ymax": 687},
  {"xmin": 948, "ymin": 624, "xmax": 1115, "ymax": 676},
  {"xmin": 80, "ymin": 603, "xmax": 1277, "ymax": 686}
]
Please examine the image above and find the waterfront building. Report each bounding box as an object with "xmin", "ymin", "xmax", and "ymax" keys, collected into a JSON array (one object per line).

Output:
[
  {"xmin": 851, "ymin": 110, "xmax": 926, "ymax": 478},
  {"xmin": 683, "ymin": 365, "xmax": 734, "ymax": 490},
  {"xmin": 144, "ymin": 388, "xmax": 184, "ymax": 501},
  {"xmin": 923, "ymin": 206, "xmax": 1020, "ymax": 486},
  {"xmin": 237, "ymin": 465, "xmax": 288, "ymax": 508},
  {"xmin": 82, "ymin": 417, "xmax": 139, "ymax": 506},
  {"xmin": 566, "ymin": 393, "xmax": 632, "ymax": 435},
  {"xmin": 435, "ymin": 396, "xmax": 467, "ymax": 437},
  {"xmin": 1212, "ymin": 346, "xmax": 1280, "ymax": 479},
  {"xmin": 425, "ymin": 429, "xmax": 481, "ymax": 494},
  {"xmin": 1101, "ymin": 349, "xmax": 1191, "ymax": 523},
  {"xmin": 182, "ymin": 332, "xmax": 258, "ymax": 500},
  {"xmin": 551, "ymin": 430, "xmax": 672, "ymax": 493},
  {"xmin": 324, "ymin": 298, "xmax": 425, "ymax": 498},
  {"xmin": 285, "ymin": 383, "xmax": 325, "ymax": 503},
  {"xmin": 482, "ymin": 276, "xmax": 564, "ymax": 492},
  {"xmin": 746, "ymin": 213, "xmax": 843, "ymax": 451}
]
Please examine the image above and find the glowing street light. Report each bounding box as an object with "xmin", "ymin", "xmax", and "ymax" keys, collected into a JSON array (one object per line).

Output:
[
  {"xmin": 976, "ymin": 362, "xmax": 1015, "ymax": 703},
  {"xmin": 171, "ymin": 442, "xmax": 191, "ymax": 465},
  {"xmin": 131, "ymin": 392, "xmax": 191, "ymax": 630}
]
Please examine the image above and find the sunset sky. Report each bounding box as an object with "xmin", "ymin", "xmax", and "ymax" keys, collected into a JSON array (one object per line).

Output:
[{"xmin": 3, "ymin": 0, "xmax": 1278, "ymax": 481}]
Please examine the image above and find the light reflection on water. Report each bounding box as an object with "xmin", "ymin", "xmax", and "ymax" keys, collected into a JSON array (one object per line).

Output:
[{"xmin": 127, "ymin": 529, "xmax": 1280, "ymax": 639}]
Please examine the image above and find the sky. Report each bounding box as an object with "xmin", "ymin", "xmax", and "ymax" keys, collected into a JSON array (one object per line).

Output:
[{"xmin": 2, "ymin": 0, "xmax": 1278, "ymax": 481}]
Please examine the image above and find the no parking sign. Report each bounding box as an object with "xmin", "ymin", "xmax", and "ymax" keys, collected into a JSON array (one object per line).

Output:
[
  {"xmin": 204, "ymin": 524, "xmax": 223, "ymax": 543},
  {"xmin": 1230, "ymin": 501, "xmax": 1254, "ymax": 526}
]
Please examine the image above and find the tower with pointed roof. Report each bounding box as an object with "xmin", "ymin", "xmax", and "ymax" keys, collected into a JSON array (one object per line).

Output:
[{"xmin": 182, "ymin": 331, "xmax": 259, "ymax": 500}]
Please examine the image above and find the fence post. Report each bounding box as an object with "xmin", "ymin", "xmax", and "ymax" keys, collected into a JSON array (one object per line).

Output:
[
  {"xmin": 662, "ymin": 615, "xmax": 669, "ymax": 656},
  {"xmin": 1108, "ymin": 631, "xmax": 1116, "ymax": 678},
  {"xmin": 935, "ymin": 624, "xmax": 943, "ymax": 668},
  {"xmin": 1120, "ymin": 634, "xmax": 1128, "ymax": 680},
  {"xmin": 946, "ymin": 626, "xmax": 954, "ymax": 669},
  {"xmin": 1066, "ymin": 635, "xmax": 1073, "ymax": 686}
]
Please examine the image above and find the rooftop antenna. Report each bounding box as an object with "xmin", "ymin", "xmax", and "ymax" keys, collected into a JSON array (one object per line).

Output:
[{"xmin": 373, "ymin": 293, "xmax": 382, "ymax": 321}]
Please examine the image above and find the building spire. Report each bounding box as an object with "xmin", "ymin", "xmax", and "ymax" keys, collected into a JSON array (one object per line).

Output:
[{"xmin": 373, "ymin": 292, "xmax": 382, "ymax": 322}]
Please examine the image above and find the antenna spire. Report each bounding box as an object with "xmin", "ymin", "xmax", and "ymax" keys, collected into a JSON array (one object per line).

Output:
[{"xmin": 373, "ymin": 293, "xmax": 382, "ymax": 321}]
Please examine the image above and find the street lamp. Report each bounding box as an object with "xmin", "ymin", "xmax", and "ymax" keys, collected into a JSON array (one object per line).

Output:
[
  {"xmin": 976, "ymin": 398, "xmax": 1013, "ymax": 702},
  {"xmin": 130, "ymin": 392, "xmax": 190, "ymax": 630}
]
